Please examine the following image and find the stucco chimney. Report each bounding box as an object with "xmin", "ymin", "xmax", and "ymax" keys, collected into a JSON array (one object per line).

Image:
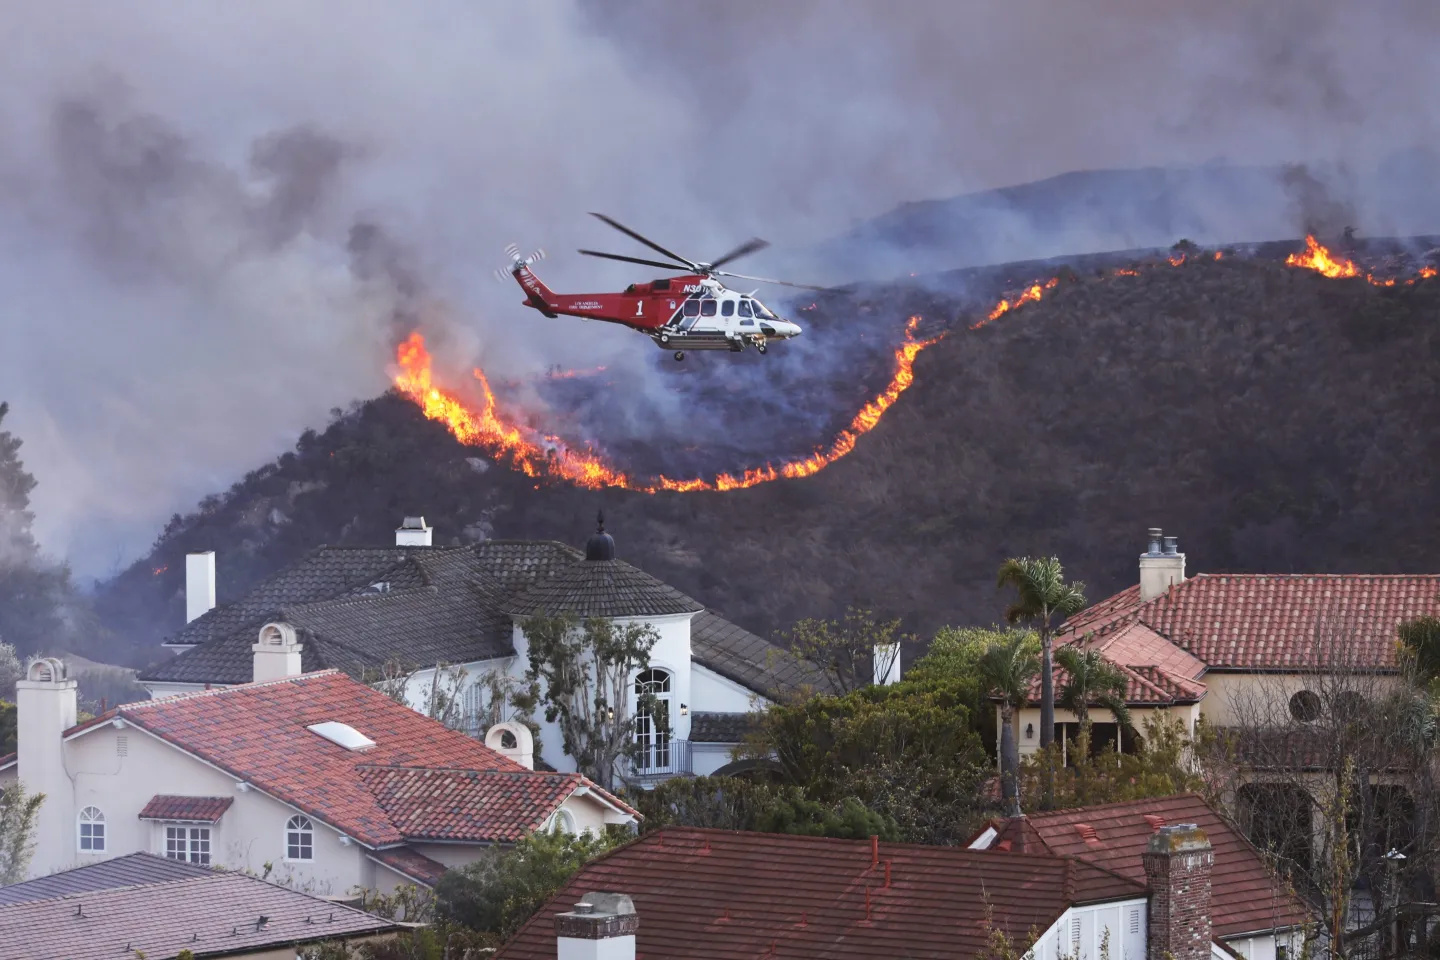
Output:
[
  {"xmin": 1139, "ymin": 528, "xmax": 1185, "ymax": 602},
  {"xmin": 16, "ymin": 658, "xmax": 78, "ymax": 874},
  {"xmin": 556, "ymin": 892, "xmax": 638, "ymax": 960},
  {"xmin": 252, "ymin": 622, "xmax": 303, "ymax": 683},
  {"xmin": 185, "ymin": 552, "xmax": 216, "ymax": 623},
  {"xmin": 873, "ymin": 642, "xmax": 901, "ymax": 686},
  {"xmin": 1143, "ymin": 823, "xmax": 1213, "ymax": 960},
  {"xmin": 395, "ymin": 516, "xmax": 433, "ymax": 547}
]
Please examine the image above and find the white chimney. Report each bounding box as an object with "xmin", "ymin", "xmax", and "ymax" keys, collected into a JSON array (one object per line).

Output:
[
  {"xmin": 1139, "ymin": 528, "xmax": 1186, "ymax": 602},
  {"xmin": 253, "ymin": 622, "xmax": 303, "ymax": 683},
  {"xmin": 485, "ymin": 721, "xmax": 535, "ymax": 770},
  {"xmin": 395, "ymin": 517, "xmax": 433, "ymax": 547},
  {"xmin": 17, "ymin": 658, "xmax": 78, "ymax": 875},
  {"xmin": 556, "ymin": 892, "xmax": 638, "ymax": 960},
  {"xmin": 185, "ymin": 551, "xmax": 216, "ymax": 623},
  {"xmin": 873, "ymin": 642, "xmax": 901, "ymax": 686}
]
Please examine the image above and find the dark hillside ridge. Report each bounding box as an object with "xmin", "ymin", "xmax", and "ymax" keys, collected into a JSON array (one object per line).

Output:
[{"xmin": 96, "ymin": 247, "xmax": 1440, "ymax": 668}]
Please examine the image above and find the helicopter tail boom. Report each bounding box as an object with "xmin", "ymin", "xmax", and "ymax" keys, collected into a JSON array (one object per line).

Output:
[{"xmin": 512, "ymin": 264, "xmax": 560, "ymax": 318}]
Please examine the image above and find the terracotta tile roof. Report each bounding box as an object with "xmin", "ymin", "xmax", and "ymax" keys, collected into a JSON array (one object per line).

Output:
[
  {"xmin": 496, "ymin": 828, "xmax": 1146, "ymax": 960},
  {"xmin": 359, "ymin": 766, "xmax": 587, "ymax": 842},
  {"xmin": 502, "ymin": 558, "xmax": 705, "ymax": 619},
  {"xmin": 76, "ymin": 670, "xmax": 628, "ymax": 847},
  {"xmin": 138, "ymin": 795, "xmax": 234, "ymax": 823},
  {"xmin": 0, "ymin": 869, "xmax": 396, "ymax": 960},
  {"xmin": 984, "ymin": 794, "xmax": 1311, "ymax": 938},
  {"xmin": 1076, "ymin": 621, "xmax": 1208, "ymax": 681},
  {"xmin": 0, "ymin": 853, "xmax": 211, "ymax": 906},
  {"xmin": 368, "ymin": 846, "xmax": 450, "ymax": 887},
  {"xmin": 1063, "ymin": 575, "xmax": 1440, "ymax": 672},
  {"xmin": 1024, "ymin": 660, "xmax": 1206, "ymax": 707}
]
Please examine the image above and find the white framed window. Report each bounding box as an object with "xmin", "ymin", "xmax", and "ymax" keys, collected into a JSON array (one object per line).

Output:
[
  {"xmin": 164, "ymin": 825, "xmax": 211, "ymax": 865},
  {"xmin": 78, "ymin": 807, "xmax": 106, "ymax": 853},
  {"xmin": 285, "ymin": 815, "xmax": 314, "ymax": 861},
  {"xmin": 549, "ymin": 808, "xmax": 577, "ymax": 835},
  {"xmin": 634, "ymin": 668, "xmax": 673, "ymax": 773}
]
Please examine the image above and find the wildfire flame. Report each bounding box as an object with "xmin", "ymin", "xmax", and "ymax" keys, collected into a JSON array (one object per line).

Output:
[
  {"xmin": 974, "ymin": 277, "xmax": 1060, "ymax": 330},
  {"xmin": 152, "ymin": 565, "xmax": 168, "ymax": 576},
  {"xmin": 393, "ymin": 317, "xmax": 939, "ymax": 493},
  {"xmin": 1285, "ymin": 235, "xmax": 1360, "ymax": 278}
]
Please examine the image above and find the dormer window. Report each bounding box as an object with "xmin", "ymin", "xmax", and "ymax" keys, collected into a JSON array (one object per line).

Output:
[{"xmin": 306, "ymin": 721, "xmax": 376, "ymax": 752}]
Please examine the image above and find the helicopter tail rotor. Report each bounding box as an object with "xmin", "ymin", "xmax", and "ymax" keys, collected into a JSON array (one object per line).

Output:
[{"xmin": 494, "ymin": 244, "xmax": 547, "ymax": 282}]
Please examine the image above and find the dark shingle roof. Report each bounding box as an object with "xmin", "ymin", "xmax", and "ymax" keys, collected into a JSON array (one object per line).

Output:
[
  {"xmin": 691, "ymin": 610, "xmax": 824, "ymax": 700},
  {"xmin": 0, "ymin": 853, "xmax": 210, "ymax": 906},
  {"xmin": 137, "ymin": 795, "xmax": 234, "ymax": 823},
  {"xmin": 502, "ymin": 558, "xmax": 704, "ymax": 619},
  {"xmin": 0, "ymin": 870, "xmax": 396, "ymax": 959},
  {"xmin": 689, "ymin": 712, "xmax": 758, "ymax": 744}
]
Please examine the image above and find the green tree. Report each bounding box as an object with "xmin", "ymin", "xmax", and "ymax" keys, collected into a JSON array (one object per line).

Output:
[
  {"xmin": 0, "ymin": 781, "xmax": 44, "ymax": 883},
  {"xmin": 1054, "ymin": 646, "xmax": 1132, "ymax": 733},
  {"xmin": 513, "ymin": 612, "xmax": 661, "ymax": 791},
  {"xmin": 1398, "ymin": 615, "xmax": 1440, "ymax": 695},
  {"xmin": 435, "ymin": 828, "xmax": 618, "ymax": 941},
  {"xmin": 1020, "ymin": 714, "xmax": 1202, "ymax": 810},
  {"xmin": 632, "ymin": 775, "xmax": 901, "ymax": 840},
  {"xmin": 978, "ymin": 631, "xmax": 1040, "ymax": 816},
  {"xmin": 773, "ymin": 607, "xmax": 909, "ymax": 695},
  {"xmin": 995, "ymin": 556, "xmax": 1087, "ymax": 754},
  {"xmin": 748, "ymin": 674, "xmax": 989, "ymax": 844}
]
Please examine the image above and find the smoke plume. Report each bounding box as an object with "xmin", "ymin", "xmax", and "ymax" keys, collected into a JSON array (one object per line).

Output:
[{"xmin": 2, "ymin": 0, "xmax": 1438, "ymax": 577}]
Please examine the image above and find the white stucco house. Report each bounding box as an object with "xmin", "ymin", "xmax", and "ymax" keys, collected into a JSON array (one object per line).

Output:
[
  {"xmin": 0, "ymin": 650, "xmax": 636, "ymax": 887},
  {"xmin": 138, "ymin": 515, "xmax": 820, "ymax": 782}
]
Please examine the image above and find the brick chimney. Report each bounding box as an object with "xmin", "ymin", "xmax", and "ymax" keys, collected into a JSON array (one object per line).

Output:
[
  {"xmin": 395, "ymin": 516, "xmax": 433, "ymax": 547},
  {"xmin": 1143, "ymin": 823, "xmax": 1213, "ymax": 960},
  {"xmin": 253, "ymin": 622, "xmax": 303, "ymax": 683},
  {"xmin": 185, "ymin": 551, "xmax": 216, "ymax": 623},
  {"xmin": 16, "ymin": 658, "xmax": 78, "ymax": 875},
  {"xmin": 555, "ymin": 892, "xmax": 638, "ymax": 960},
  {"xmin": 1139, "ymin": 528, "xmax": 1186, "ymax": 602}
]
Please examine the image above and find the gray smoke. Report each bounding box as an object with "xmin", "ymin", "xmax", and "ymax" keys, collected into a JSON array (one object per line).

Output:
[{"xmin": 2, "ymin": 0, "xmax": 1438, "ymax": 578}]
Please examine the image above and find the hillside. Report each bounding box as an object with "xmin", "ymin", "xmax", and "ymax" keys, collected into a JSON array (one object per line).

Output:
[{"xmin": 94, "ymin": 247, "xmax": 1440, "ymax": 668}]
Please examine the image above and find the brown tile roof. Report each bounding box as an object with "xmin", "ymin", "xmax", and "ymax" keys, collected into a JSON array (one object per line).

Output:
[
  {"xmin": 369, "ymin": 846, "xmax": 450, "ymax": 887},
  {"xmin": 1062, "ymin": 575, "xmax": 1440, "ymax": 671},
  {"xmin": 73, "ymin": 670, "xmax": 632, "ymax": 848},
  {"xmin": 984, "ymin": 793, "xmax": 1311, "ymax": 938},
  {"xmin": 0, "ymin": 869, "xmax": 395, "ymax": 960},
  {"xmin": 359, "ymin": 766, "xmax": 587, "ymax": 843},
  {"xmin": 496, "ymin": 828, "xmax": 1146, "ymax": 960},
  {"xmin": 1024, "ymin": 660, "xmax": 1206, "ymax": 708},
  {"xmin": 0, "ymin": 853, "xmax": 211, "ymax": 906},
  {"xmin": 137, "ymin": 795, "xmax": 234, "ymax": 823}
]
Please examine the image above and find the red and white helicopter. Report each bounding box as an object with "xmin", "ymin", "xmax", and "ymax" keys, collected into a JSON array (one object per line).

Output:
[{"xmin": 498, "ymin": 213, "xmax": 821, "ymax": 361}]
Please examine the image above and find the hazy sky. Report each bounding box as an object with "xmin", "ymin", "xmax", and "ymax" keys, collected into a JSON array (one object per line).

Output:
[{"xmin": 2, "ymin": 1, "xmax": 1437, "ymax": 577}]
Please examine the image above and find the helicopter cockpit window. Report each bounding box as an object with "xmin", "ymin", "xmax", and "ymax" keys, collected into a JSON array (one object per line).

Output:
[
  {"xmin": 682, "ymin": 299, "xmax": 701, "ymax": 318},
  {"xmin": 737, "ymin": 300, "xmax": 754, "ymax": 318},
  {"xmin": 700, "ymin": 300, "xmax": 718, "ymax": 317},
  {"xmin": 721, "ymin": 300, "xmax": 735, "ymax": 317},
  {"xmin": 752, "ymin": 300, "xmax": 776, "ymax": 320}
]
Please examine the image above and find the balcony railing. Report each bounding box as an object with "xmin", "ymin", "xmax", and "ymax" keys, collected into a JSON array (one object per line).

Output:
[{"xmin": 621, "ymin": 739, "xmax": 693, "ymax": 780}]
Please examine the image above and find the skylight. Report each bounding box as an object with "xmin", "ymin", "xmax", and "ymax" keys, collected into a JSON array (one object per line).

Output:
[{"xmin": 306, "ymin": 721, "xmax": 376, "ymax": 752}]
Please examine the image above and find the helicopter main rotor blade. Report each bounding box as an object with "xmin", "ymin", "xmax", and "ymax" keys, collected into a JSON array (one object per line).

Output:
[
  {"xmin": 578, "ymin": 250, "xmax": 693, "ymax": 271},
  {"xmin": 714, "ymin": 270, "xmax": 830, "ymax": 291},
  {"xmin": 588, "ymin": 213, "xmax": 696, "ymax": 269},
  {"xmin": 706, "ymin": 237, "xmax": 770, "ymax": 271}
]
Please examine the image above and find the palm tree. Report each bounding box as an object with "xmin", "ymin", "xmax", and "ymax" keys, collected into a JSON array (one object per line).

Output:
[
  {"xmin": 996, "ymin": 557, "xmax": 1087, "ymax": 752},
  {"xmin": 980, "ymin": 632, "xmax": 1041, "ymax": 817},
  {"xmin": 1054, "ymin": 646, "xmax": 1132, "ymax": 740}
]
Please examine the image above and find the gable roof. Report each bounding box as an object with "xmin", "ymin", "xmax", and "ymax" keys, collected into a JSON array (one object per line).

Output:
[
  {"xmin": 138, "ymin": 795, "xmax": 234, "ymax": 823},
  {"xmin": 497, "ymin": 828, "xmax": 1146, "ymax": 960},
  {"xmin": 982, "ymin": 794, "xmax": 1311, "ymax": 938},
  {"xmin": 74, "ymin": 670, "xmax": 634, "ymax": 848},
  {"xmin": 0, "ymin": 868, "xmax": 395, "ymax": 960},
  {"xmin": 358, "ymin": 766, "xmax": 588, "ymax": 843},
  {"xmin": 501, "ymin": 557, "xmax": 705, "ymax": 619},
  {"xmin": 0, "ymin": 853, "xmax": 210, "ymax": 907},
  {"xmin": 1063, "ymin": 574, "xmax": 1440, "ymax": 672}
]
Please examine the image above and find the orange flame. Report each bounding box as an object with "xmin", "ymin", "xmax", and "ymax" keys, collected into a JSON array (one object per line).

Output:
[
  {"xmin": 152, "ymin": 565, "xmax": 168, "ymax": 576},
  {"xmin": 975, "ymin": 277, "xmax": 1060, "ymax": 330},
  {"xmin": 393, "ymin": 318, "xmax": 940, "ymax": 493},
  {"xmin": 1421, "ymin": 266, "xmax": 1438, "ymax": 279},
  {"xmin": 1285, "ymin": 235, "xmax": 1360, "ymax": 278}
]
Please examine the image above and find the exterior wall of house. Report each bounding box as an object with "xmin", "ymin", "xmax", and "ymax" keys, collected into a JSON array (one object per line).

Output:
[
  {"xmin": 142, "ymin": 681, "xmax": 208, "ymax": 699},
  {"xmin": 690, "ymin": 663, "xmax": 762, "ymax": 714},
  {"xmin": 691, "ymin": 743, "xmax": 741, "ymax": 777},
  {"xmin": 1028, "ymin": 897, "xmax": 1149, "ymax": 960},
  {"xmin": 1198, "ymin": 672, "xmax": 1398, "ymax": 727},
  {"xmin": 1002, "ymin": 704, "xmax": 1201, "ymax": 760},
  {"xmin": 1221, "ymin": 928, "xmax": 1305, "ymax": 960}
]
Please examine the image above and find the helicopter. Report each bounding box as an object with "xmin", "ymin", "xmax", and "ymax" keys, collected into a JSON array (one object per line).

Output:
[{"xmin": 497, "ymin": 213, "xmax": 822, "ymax": 361}]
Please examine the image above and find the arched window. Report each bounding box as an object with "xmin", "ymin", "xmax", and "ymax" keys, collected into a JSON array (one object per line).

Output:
[
  {"xmin": 549, "ymin": 808, "xmax": 577, "ymax": 835},
  {"xmin": 1289, "ymin": 690, "xmax": 1321, "ymax": 723},
  {"xmin": 78, "ymin": 807, "xmax": 106, "ymax": 852},
  {"xmin": 634, "ymin": 668, "xmax": 673, "ymax": 773},
  {"xmin": 286, "ymin": 815, "xmax": 314, "ymax": 861}
]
